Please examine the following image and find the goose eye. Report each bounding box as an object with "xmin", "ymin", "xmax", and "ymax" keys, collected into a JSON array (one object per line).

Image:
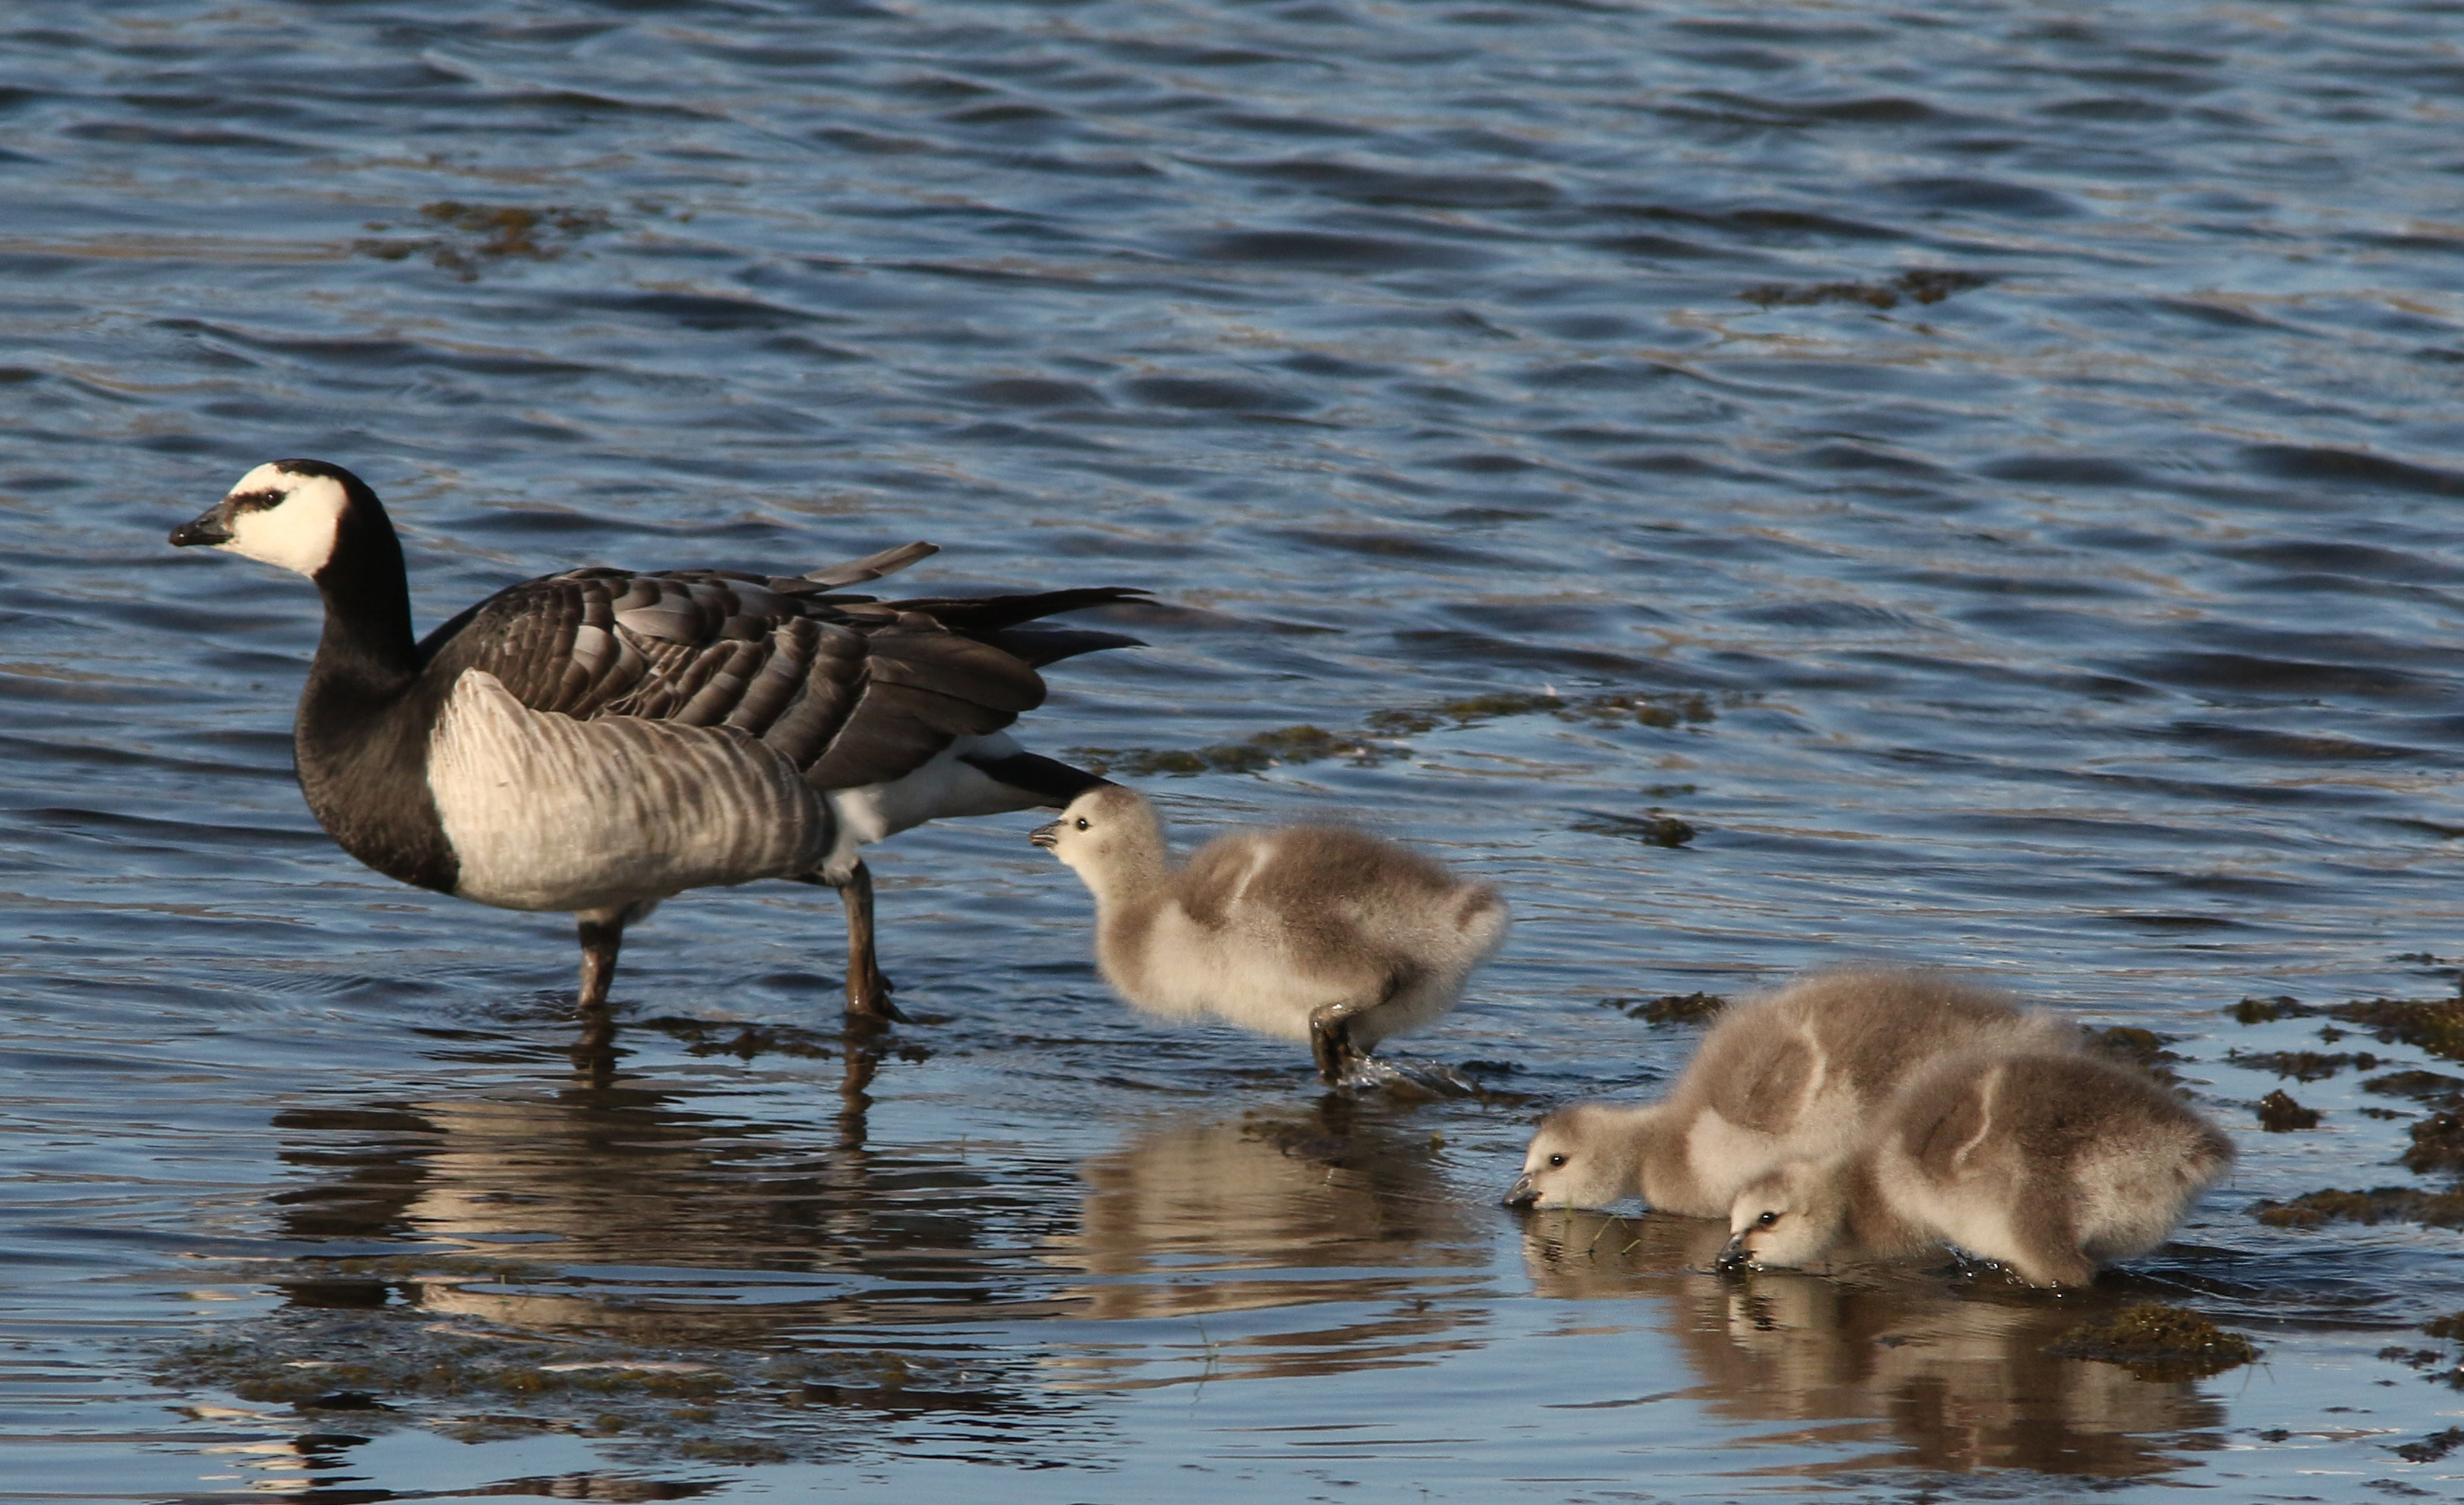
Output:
[
  {"xmin": 1756, "ymin": 1210, "xmax": 1779, "ymax": 1228},
  {"xmin": 1546, "ymin": 1153, "xmax": 1567, "ymax": 1169},
  {"xmin": 1073, "ymin": 817, "xmax": 1090, "ymax": 830}
]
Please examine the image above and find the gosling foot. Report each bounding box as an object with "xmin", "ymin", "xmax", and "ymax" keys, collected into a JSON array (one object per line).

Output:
[{"xmin": 1309, "ymin": 1000, "xmax": 1370, "ymax": 1085}]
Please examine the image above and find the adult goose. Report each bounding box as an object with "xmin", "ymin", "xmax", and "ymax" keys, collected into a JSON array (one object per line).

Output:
[{"xmin": 169, "ymin": 459, "xmax": 1142, "ymax": 1027}]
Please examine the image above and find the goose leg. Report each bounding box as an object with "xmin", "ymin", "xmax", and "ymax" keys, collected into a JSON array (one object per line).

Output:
[
  {"xmin": 838, "ymin": 861, "xmax": 909, "ymax": 1025},
  {"xmin": 573, "ymin": 911, "xmax": 624, "ymax": 1076}
]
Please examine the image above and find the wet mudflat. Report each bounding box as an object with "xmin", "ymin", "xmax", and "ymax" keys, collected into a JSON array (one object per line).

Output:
[{"xmin": 6, "ymin": 0, "xmax": 2464, "ymax": 1499}]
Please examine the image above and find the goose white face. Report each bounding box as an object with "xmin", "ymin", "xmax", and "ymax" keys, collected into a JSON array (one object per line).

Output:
[{"xmin": 207, "ymin": 462, "xmax": 351, "ymax": 577}]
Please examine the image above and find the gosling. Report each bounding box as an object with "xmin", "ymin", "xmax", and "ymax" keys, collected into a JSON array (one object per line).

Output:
[
  {"xmin": 1505, "ymin": 969, "xmax": 2078, "ymax": 1216},
  {"xmin": 1718, "ymin": 1050, "xmax": 2235, "ymax": 1287},
  {"xmin": 1031, "ymin": 786, "xmax": 1508, "ymax": 1082}
]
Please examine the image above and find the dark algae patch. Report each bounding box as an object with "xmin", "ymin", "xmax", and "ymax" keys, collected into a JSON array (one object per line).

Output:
[
  {"xmin": 1601, "ymin": 991, "xmax": 1726, "ymax": 1025},
  {"xmin": 1739, "ymin": 267, "xmax": 1991, "ymax": 311},
  {"xmin": 2256, "ymin": 1089, "xmax": 2320, "ymax": 1131},
  {"xmin": 1572, "ymin": 811, "xmax": 1698, "ymax": 848},
  {"xmin": 2228, "ymin": 995, "xmax": 2316, "ymax": 1025},
  {"xmin": 2402, "ymin": 1109, "xmax": 2464, "ymax": 1174},
  {"xmin": 2394, "ymin": 1427, "xmax": 2464, "ymax": 1463},
  {"xmin": 355, "ymin": 200, "xmax": 616, "ymax": 278},
  {"xmin": 2090, "ymin": 1025, "xmax": 2188, "ymax": 1086},
  {"xmin": 2225, "ymin": 1048, "xmax": 2383, "ymax": 1082},
  {"xmin": 2250, "ymin": 1187, "xmax": 2464, "ymax": 1229},
  {"xmin": 1073, "ymin": 688, "xmax": 1728, "ymax": 777},
  {"xmin": 2045, "ymin": 1303, "xmax": 2257, "ymax": 1381}
]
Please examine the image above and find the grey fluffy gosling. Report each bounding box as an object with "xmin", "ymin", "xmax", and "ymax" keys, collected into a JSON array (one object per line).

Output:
[
  {"xmin": 1031, "ymin": 786, "xmax": 1508, "ymax": 1082},
  {"xmin": 1505, "ymin": 969, "xmax": 2078, "ymax": 1216},
  {"xmin": 1718, "ymin": 1050, "xmax": 2235, "ymax": 1287}
]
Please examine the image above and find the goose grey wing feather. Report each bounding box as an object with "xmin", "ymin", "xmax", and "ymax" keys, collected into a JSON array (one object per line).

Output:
[{"xmin": 417, "ymin": 566, "xmax": 1136, "ymax": 794}]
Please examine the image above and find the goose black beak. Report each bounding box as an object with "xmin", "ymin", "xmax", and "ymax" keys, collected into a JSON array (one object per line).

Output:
[
  {"xmin": 1501, "ymin": 1173, "xmax": 1538, "ymax": 1209},
  {"xmin": 168, "ymin": 503, "xmax": 232, "ymax": 548},
  {"xmin": 1714, "ymin": 1231, "xmax": 1756, "ymax": 1276},
  {"xmin": 1028, "ymin": 820, "xmax": 1061, "ymax": 850}
]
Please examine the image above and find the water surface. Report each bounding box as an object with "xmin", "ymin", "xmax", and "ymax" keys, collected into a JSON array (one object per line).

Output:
[{"xmin": 7, "ymin": 0, "xmax": 2464, "ymax": 1499}]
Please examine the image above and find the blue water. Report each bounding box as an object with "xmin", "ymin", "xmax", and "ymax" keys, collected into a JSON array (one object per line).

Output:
[{"xmin": 7, "ymin": 0, "xmax": 2464, "ymax": 1499}]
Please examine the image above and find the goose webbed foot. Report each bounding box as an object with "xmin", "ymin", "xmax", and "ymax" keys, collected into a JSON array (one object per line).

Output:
[{"xmin": 1309, "ymin": 1000, "xmax": 1370, "ymax": 1085}]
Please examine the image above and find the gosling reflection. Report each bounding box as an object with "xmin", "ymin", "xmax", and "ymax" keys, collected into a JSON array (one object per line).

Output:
[
  {"xmin": 1045, "ymin": 1105, "xmax": 1487, "ymax": 1385},
  {"xmin": 1519, "ymin": 1212, "xmax": 2225, "ymax": 1478}
]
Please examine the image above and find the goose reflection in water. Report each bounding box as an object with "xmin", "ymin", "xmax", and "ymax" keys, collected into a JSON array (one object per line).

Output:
[
  {"xmin": 264, "ymin": 1034, "xmax": 1073, "ymax": 1343},
  {"xmin": 1519, "ymin": 1211, "xmax": 2227, "ymax": 1479},
  {"xmin": 1040, "ymin": 1103, "xmax": 1490, "ymax": 1386}
]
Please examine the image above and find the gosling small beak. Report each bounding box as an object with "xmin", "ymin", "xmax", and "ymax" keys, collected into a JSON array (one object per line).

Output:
[
  {"xmin": 1028, "ymin": 820, "xmax": 1061, "ymax": 850},
  {"xmin": 1501, "ymin": 1173, "xmax": 1538, "ymax": 1209},
  {"xmin": 168, "ymin": 503, "xmax": 232, "ymax": 548},
  {"xmin": 1714, "ymin": 1231, "xmax": 1756, "ymax": 1276}
]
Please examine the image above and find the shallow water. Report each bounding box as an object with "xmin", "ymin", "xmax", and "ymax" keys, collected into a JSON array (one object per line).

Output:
[{"xmin": 8, "ymin": 0, "xmax": 2464, "ymax": 1498}]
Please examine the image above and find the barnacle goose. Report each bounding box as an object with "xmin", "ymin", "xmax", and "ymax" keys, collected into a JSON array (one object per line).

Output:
[
  {"xmin": 1030, "ymin": 784, "xmax": 1509, "ymax": 1083},
  {"xmin": 169, "ymin": 459, "xmax": 1142, "ymax": 1029},
  {"xmin": 1505, "ymin": 969, "xmax": 2079, "ymax": 1214},
  {"xmin": 1718, "ymin": 1050, "xmax": 2234, "ymax": 1287}
]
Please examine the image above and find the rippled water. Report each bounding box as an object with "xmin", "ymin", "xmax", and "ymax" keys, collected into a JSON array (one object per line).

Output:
[{"xmin": 9, "ymin": 0, "xmax": 2464, "ymax": 1499}]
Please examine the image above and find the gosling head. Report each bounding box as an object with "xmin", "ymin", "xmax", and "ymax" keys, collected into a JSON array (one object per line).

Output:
[
  {"xmin": 1504, "ymin": 1103, "xmax": 1642, "ymax": 1211},
  {"xmin": 169, "ymin": 459, "xmax": 380, "ymax": 579},
  {"xmin": 1717, "ymin": 1160, "xmax": 1842, "ymax": 1275},
  {"xmin": 1030, "ymin": 784, "xmax": 1161, "ymax": 880}
]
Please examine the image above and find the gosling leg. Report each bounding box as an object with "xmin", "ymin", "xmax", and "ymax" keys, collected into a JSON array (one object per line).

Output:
[
  {"xmin": 837, "ymin": 861, "xmax": 908, "ymax": 1025},
  {"xmin": 1309, "ymin": 997, "xmax": 1372, "ymax": 1085}
]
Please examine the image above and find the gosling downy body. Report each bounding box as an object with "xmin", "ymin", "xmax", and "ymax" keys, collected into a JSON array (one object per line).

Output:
[
  {"xmin": 1719, "ymin": 1050, "xmax": 2235, "ymax": 1287},
  {"xmin": 1506, "ymin": 969, "xmax": 2079, "ymax": 1216},
  {"xmin": 1031, "ymin": 785, "xmax": 1508, "ymax": 1082},
  {"xmin": 169, "ymin": 459, "xmax": 1143, "ymax": 1031}
]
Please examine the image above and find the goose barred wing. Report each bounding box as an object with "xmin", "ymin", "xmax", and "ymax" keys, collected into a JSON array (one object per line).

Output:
[{"xmin": 417, "ymin": 566, "xmax": 1142, "ymax": 790}]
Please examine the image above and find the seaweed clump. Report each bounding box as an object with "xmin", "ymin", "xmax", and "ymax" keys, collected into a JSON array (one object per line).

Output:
[
  {"xmin": 2228, "ymin": 995, "xmax": 2313, "ymax": 1025},
  {"xmin": 2089, "ymin": 1026, "xmax": 2187, "ymax": 1087},
  {"xmin": 2325, "ymin": 995, "xmax": 2464, "ymax": 1061},
  {"xmin": 1739, "ymin": 267, "xmax": 1990, "ymax": 311},
  {"xmin": 2255, "ymin": 1089, "xmax": 2320, "ymax": 1132},
  {"xmin": 355, "ymin": 201, "xmax": 614, "ymax": 279},
  {"xmin": 2403, "ymin": 1110, "xmax": 2464, "ymax": 1174},
  {"xmin": 1601, "ymin": 992, "xmax": 1725, "ymax": 1025},
  {"xmin": 1074, "ymin": 687, "xmax": 1731, "ymax": 778},
  {"xmin": 2044, "ymin": 1303, "xmax": 2257, "ymax": 1380},
  {"xmin": 1572, "ymin": 811, "xmax": 1697, "ymax": 848},
  {"xmin": 2395, "ymin": 1427, "xmax": 2464, "ymax": 1463},
  {"xmin": 2225, "ymin": 1048, "xmax": 2383, "ymax": 1082},
  {"xmin": 2250, "ymin": 1186, "xmax": 2464, "ymax": 1229}
]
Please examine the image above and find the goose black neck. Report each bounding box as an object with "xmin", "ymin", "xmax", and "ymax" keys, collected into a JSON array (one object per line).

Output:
[{"xmin": 307, "ymin": 487, "xmax": 420, "ymax": 699}]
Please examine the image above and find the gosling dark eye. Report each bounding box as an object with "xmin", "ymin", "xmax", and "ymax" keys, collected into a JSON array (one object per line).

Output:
[
  {"xmin": 1073, "ymin": 817, "xmax": 1089, "ymax": 830},
  {"xmin": 1755, "ymin": 1210, "xmax": 1778, "ymax": 1228},
  {"xmin": 1546, "ymin": 1153, "xmax": 1567, "ymax": 1169}
]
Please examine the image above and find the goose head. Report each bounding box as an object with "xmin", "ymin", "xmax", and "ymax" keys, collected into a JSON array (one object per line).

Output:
[
  {"xmin": 1030, "ymin": 784, "xmax": 1164, "ymax": 880},
  {"xmin": 1718, "ymin": 1160, "xmax": 1840, "ymax": 1274},
  {"xmin": 1504, "ymin": 1103, "xmax": 1641, "ymax": 1211},
  {"xmin": 170, "ymin": 459, "xmax": 380, "ymax": 579}
]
